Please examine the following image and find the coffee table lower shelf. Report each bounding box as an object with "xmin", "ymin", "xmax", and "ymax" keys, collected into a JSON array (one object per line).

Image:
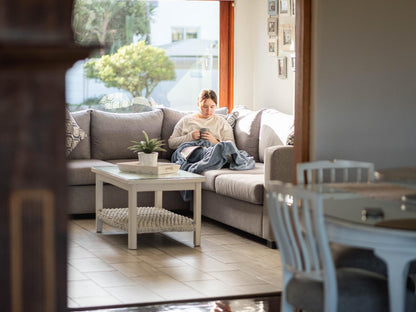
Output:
[{"xmin": 97, "ymin": 207, "xmax": 196, "ymax": 234}]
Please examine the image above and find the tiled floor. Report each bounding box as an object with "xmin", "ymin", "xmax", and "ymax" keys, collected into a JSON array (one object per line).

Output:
[{"xmin": 68, "ymin": 216, "xmax": 283, "ymax": 309}]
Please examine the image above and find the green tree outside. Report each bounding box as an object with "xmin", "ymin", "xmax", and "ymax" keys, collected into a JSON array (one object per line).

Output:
[
  {"xmin": 83, "ymin": 41, "xmax": 176, "ymax": 98},
  {"xmin": 72, "ymin": 0, "xmax": 157, "ymax": 54}
]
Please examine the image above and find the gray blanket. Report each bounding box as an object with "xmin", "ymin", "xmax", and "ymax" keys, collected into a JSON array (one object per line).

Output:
[{"xmin": 171, "ymin": 140, "xmax": 255, "ymax": 201}]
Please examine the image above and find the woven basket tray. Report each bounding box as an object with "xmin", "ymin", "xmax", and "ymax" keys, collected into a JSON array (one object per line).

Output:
[{"xmin": 97, "ymin": 207, "xmax": 195, "ymax": 233}]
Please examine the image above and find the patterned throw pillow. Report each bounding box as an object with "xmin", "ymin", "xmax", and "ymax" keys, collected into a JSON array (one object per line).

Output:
[
  {"xmin": 226, "ymin": 110, "xmax": 239, "ymax": 128},
  {"xmin": 286, "ymin": 126, "xmax": 295, "ymax": 145},
  {"xmin": 66, "ymin": 110, "xmax": 86, "ymax": 156}
]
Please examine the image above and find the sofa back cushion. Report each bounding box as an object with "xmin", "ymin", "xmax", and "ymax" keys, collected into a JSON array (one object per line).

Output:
[
  {"xmin": 91, "ymin": 109, "xmax": 164, "ymax": 160},
  {"xmin": 258, "ymin": 108, "xmax": 294, "ymax": 162},
  {"xmin": 233, "ymin": 107, "xmax": 263, "ymax": 162},
  {"xmin": 160, "ymin": 108, "xmax": 190, "ymax": 159},
  {"xmin": 69, "ymin": 110, "xmax": 91, "ymax": 159}
]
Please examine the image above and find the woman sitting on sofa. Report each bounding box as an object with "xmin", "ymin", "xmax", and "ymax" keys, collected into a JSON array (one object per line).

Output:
[
  {"xmin": 168, "ymin": 89, "xmax": 254, "ymax": 200},
  {"xmin": 168, "ymin": 89, "xmax": 235, "ymax": 152}
]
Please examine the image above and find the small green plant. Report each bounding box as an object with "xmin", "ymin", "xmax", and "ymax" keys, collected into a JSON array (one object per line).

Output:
[{"xmin": 128, "ymin": 130, "xmax": 166, "ymax": 154}]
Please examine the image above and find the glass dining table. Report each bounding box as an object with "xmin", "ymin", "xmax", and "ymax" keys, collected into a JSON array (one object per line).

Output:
[{"xmin": 312, "ymin": 182, "xmax": 416, "ymax": 312}]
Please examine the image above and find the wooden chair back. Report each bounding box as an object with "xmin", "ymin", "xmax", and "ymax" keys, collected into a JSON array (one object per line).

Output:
[
  {"xmin": 297, "ymin": 159, "xmax": 375, "ymax": 185},
  {"xmin": 267, "ymin": 181, "xmax": 337, "ymax": 312}
]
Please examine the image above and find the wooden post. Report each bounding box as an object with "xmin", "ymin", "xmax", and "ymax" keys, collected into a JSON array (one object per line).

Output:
[{"xmin": 0, "ymin": 1, "xmax": 91, "ymax": 311}]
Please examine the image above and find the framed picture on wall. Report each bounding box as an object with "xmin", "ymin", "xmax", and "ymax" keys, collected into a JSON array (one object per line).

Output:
[
  {"xmin": 280, "ymin": 23, "xmax": 295, "ymax": 52},
  {"xmin": 267, "ymin": 17, "xmax": 278, "ymax": 37},
  {"xmin": 279, "ymin": 0, "xmax": 290, "ymax": 15},
  {"xmin": 290, "ymin": 53, "xmax": 296, "ymax": 71},
  {"xmin": 278, "ymin": 56, "xmax": 287, "ymax": 78},
  {"xmin": 268, "ymin": 0, "xmax": 278, "ymax": 15},
  {"xmin": 268, "ymin": 38, "xmax": 278, "ymax": 56},
  {"xmin": 291, "ymin": 0, "xmax": 296, "ymax": 15}
]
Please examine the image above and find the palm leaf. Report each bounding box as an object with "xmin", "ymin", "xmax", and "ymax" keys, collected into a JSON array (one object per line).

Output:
[{"xmin": 127, "ymin": 130, "xmax": 166, "ymax": 153}]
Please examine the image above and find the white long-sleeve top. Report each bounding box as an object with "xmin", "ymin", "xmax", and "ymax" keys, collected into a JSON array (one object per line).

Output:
[{"xmin": 168, "ymin": 114, "xmax": 235, "ymax": 149}]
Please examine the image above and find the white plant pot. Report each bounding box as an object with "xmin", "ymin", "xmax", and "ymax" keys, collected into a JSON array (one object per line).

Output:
[{"xmin": 138, "ymin": 152, "xmax": 158, "ymax": 167}]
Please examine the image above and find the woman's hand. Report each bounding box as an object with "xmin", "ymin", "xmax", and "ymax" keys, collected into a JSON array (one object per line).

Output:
[
  {"xmin": 191, "ymin": 130, "xmax": 201, "ymax": 140},
  {"xmin": 200, "ymin": 131, "xmax": 219, "ymax": 145}
]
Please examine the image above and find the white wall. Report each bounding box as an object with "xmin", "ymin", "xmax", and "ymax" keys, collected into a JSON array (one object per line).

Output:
[
  {"xmin": 311, "ymin": 0, "xmax": 416, "ymax": 169},
  {"xmin": 234, "ymin": 0, "xmax": 295, "ymax": 114}
]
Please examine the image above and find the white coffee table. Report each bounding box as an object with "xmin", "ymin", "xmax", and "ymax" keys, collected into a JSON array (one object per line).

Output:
[{"xmin": 91, "ymin": 165, "xmax": 206, "ymax": 249}]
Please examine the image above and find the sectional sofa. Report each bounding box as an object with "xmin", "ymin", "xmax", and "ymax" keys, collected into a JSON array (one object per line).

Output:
[{"xmin": 67, "ymin": 106, "xmax": 294, "ymax": 245}]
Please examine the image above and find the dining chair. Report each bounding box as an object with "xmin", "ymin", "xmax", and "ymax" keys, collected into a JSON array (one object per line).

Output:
[
  {"xmin": 296, "ymin": 159, "xmax": 385, "ymax": 269},
  {"xmin": 297, "ymin": 159, "xmax": 375, "ymax": 185},
  {"xmin": 296, "ymin": 160, "xmax": 416, "ymax": 281},
  {"xmin": 267, "ymin": 182, "xmax": 416, "ymax": 312}
]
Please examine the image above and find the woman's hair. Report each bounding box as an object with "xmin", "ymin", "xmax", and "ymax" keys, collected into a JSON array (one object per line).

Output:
[{"xmin": 198, "ymin": 89, "xmax": 217, "ymax": 105}]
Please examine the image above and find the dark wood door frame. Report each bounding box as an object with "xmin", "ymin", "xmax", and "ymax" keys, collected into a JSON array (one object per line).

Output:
[{"xmin": 294, "ymin": 0, "xmax": 311, "ymax": 182}]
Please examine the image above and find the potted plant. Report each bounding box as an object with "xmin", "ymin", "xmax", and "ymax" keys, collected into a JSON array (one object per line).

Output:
[{"xmin": 128, "ymin": 130, "xmax": 166, "ymax": 166}]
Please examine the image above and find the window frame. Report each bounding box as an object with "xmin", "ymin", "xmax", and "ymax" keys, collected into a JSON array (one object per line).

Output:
[
  {"xmin": 70, "ymin": 0, "xmax": 231, "ymax": 113},
  {"xmin": 197, "ymin": 0, "xmax": 234, "ymax": 110},
  {"xmin": 171, "ymin": 27, "xmax": 185, "ymax": 42},
  {"xmin": 219, "ymin": 0, "xmax": 234, "ymax": 111}
]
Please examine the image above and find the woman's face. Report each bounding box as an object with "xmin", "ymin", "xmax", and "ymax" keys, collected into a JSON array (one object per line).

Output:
[{"xmin": 198, "ymin": 98, "xmax": 216, "ymax": 119}]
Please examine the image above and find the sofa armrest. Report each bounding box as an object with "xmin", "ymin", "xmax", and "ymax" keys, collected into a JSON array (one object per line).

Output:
[{"xmin": 264, "ymin": 145, "xmax": 294, "ymax": 185}]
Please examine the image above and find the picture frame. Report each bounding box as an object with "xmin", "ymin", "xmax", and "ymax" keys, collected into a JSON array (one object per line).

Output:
[
  {"xmin": 279, "ymin": 23, "xmax": 295, "ymax": 52},
  {"xmin": 267, "ymin": 17, "xmax": 278, "ymax": 37},
  {"xmin": 278, "ymin": 56, "xmax": 287, "ymax": 79},
  {"xmin": 268, "ymin": 38, "xmax": 278, "ymax": 56},
  {"xmin": 268, "ymin": 0, "xmax": 278, "ymax": 16},
  {"xmin": 279, "ymin": 0, "xmax": 290, "ymax": 15},
  {"xmin": 290, "ymin": 53, "xmax": 296, "ymax": 72},
  {"xmin": 291, "ymin": 0, "xmax": 296, "ymax": 16}
]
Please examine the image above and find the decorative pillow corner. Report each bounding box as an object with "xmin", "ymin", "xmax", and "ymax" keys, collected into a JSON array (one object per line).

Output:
[
  {"xmin": 65, "ymin": 110, "xmax": 86, "ymax": 156},
  {"xmin": 286, "ymin": 126, "xmax": 295, "ymax": 145},
  {"xmin": 226, "ymin": 110, "xmax": 239, "ymax": 129}
]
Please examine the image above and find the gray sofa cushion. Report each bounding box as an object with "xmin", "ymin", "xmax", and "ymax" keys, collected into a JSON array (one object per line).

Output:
[
  {"xmin": 67, "ymin": 159, "xmax": 112, "ymax": 186},
  {"xmin": 215, "ymin": 173, "xmax": 264, "ymax": 204},
  {"xmin": 91, "ymin": 109, "xmax": 164, "ymax": 160},
  {"xmin": 160, "ymin": 108, "xmax": 190, "ymax": 160},
  {"xmin": 259, "ymin": 108, "xmax": 293, "ymax": 162},
  {"xmin": 202, "ymin": 163, "xmax": 265, "ymax": 191},
  {"xmin": 233, "ymin": 107, "xmax": 263, "ymax": 162},
  {"xmin": 69, "ymin": 110, "xmax": 91, "ymax": 159},
  {"xmin": 215, "ymin": 107, "xmax": 228, "ymax": 116}
]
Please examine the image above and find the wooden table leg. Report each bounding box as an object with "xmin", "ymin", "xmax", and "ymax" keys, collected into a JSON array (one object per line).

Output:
[
  {"xmin": 128, "ymin": 186, "xmax": 138, "ymax": 249},
  {"xmin": 95, "ymin": 176, "xmax": 103, "ymax": 233},
  {"xmin": 193, "ymin": 183, "xmax": 201, "ymax": 247},
  {"xmin": 155, "ymin": 190, "xmax": 163, "ymax": 208}
]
